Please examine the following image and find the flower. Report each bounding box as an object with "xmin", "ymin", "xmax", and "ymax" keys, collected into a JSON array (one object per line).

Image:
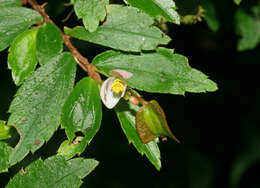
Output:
[{"xmin": 100, "ymin": 77, "xmax": 127, "ymax": 109}]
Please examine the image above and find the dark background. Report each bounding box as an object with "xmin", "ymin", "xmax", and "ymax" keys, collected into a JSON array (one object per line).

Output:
[{"xmin": 1, "ymin": 0, "xmax": 260, "ymax": 187}]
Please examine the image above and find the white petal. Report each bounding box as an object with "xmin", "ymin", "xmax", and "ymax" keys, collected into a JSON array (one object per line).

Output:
[{"xmin": 100, "ymin": 77, "xmax": 123, "ymax": 109}]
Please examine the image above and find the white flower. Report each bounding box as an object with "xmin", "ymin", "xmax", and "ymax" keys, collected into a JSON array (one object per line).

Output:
[{"xmin": 100, "ymin": 77, "xmax": 127, "ymax": 109}]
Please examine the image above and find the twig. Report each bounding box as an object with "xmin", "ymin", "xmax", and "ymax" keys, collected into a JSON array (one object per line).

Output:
[{"xmin": 25, "ymin": 0, "xmax": 101, "ymax": 83}]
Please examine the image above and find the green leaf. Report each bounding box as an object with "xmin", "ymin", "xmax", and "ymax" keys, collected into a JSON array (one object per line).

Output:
[
  {"xmin": 0, "ymin": 142, "xmax": 13, "ymax": 173},
  {"xmin": 57, "ymin": 137, "xmax": 87, "ymax": 160},
  {"xmin": 0, "ymin": 120, "xmax": 12, "ymax": 140},
  {"xmin": 234, "ymin": 0, "xmax": 242, "ymax": 5},
  {"xmin": 36, "ymin": 22, "xmax": 63, "ymax": 65},
  {"xmin": 0, "ymin": 0, "xmax": 22, "ymax": 7},
  {"xmin": 8, "ymin": 29, "xmax": 38, "ymax": 86},
  {"xmin": 115, "ymin": 101, "xmax": 161, "ymax": 170},
  {"xmin": 93, "ymin": 48, "xmax": 218, "ymax": 95},
  {"xmin": 61, "ymin": 77, "xmax": 102, "ymax": 142},
  {"xmin": 7, "ymin": 155, "xmax": 99, "ymax": 188},
  {"xmin": 124, "ymin": 0, "xmax": 180, "ymax": 24},
  {"xmin": 65, "ymin": 5, "xmax": 171, "ymax": 52},
  {"xmin": 202, "ymin": 0, "xmax": 220, "ymax": 32},
  {"xmin": 235, "ymin": 8, "xmax": 260, "ymax": 51},
  {"xmin": 0, "ymin": 7, "xmax": 42, "ymax": 51},
  {"xmin": 8, "ymin": 53, "xmax": 76, "ymax": 166},
  {"xmin": 74, "ymin": 0, "xmax": 109, "ymax": 32}
]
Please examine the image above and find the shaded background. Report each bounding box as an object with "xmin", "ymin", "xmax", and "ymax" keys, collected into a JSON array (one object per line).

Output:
[{"xmin": 1, "ymin": 0, "xmax": 260, "ymax": 187}]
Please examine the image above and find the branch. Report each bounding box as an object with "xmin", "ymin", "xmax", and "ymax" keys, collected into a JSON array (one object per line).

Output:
[{"xmin": 25, "ymin": 0, "xmax": 101, "ymax": 83}]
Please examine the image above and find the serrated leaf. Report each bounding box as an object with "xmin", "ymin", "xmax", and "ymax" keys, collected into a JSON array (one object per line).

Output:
[
  {"xmin": 0, "ymin": 142, "xmax": 13, "ymax": 173},
  {"xmin": 235, "ymin": 8, "xmax": 260, "ymax": 51},
  {"xmin": 65, "ymin": 5, "xmax": 171, "ymax": 52},
  {"xmin": 124, "ymin": 0, "xmax": 180, "ymax": 24},
  {"xmin": 0, "ymin": 7, "xmax": 42, "ymax": 51},
  {"xmin": 115, "ymin": 101, "xmax": 161, "ymax": 170},
  {"xmin": 36, "ymin": 22, "xmax": 63, "ymax": 65},
  {"xmin": 8, "ymin": 53, "xmax": 76, "ymax": 166},
  {"xmin": 234, "ymin": 0, "xmax": 242, "ymax": 5},
  {"xmin": 93, "ymin": 48, "xmax": 217, "ymax": 95},
  {"xmin": 57, "ymin": 137, "xmax": 87, "ymax": 160},
  {"xmin": 8, "ymin": 28, "xmax": 38, "ymax": 86},
  {"xmin": 74, "ymin": 0, "xmax": 109, "ymax": 32},
  {"xmin": 7, "ymin": 155, "xmax": 99, "ymax": 188},
  {"xmin": 0, "ymin": 0, "xmax": 22, "ymax": 7},
  {"xmin": 61, "ymin": 77, "xmax": 102, "ymax": 143}
]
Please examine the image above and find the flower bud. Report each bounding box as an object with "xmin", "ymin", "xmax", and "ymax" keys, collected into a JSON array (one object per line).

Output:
[{"xmin": 136, "ymin": 100, "xmax": 180, "ymax": 144}]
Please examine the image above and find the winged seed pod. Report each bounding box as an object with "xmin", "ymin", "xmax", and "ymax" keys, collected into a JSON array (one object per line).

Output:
[{"xmin": 136, "ymin": 100, "xmax": 180, "ymax": 144}]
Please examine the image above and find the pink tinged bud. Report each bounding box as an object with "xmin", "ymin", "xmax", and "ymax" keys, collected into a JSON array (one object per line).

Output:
[
  {"xmin": 130, "ymin": 96, "xmax": 139, "ymax": 105},
  {"xmin": 109, "ymin": 69, "xmax": 133, "ymax": 79}
]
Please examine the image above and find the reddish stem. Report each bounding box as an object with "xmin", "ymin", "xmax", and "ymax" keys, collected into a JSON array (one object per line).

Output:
[{"xmin": 25, "ymin": 0, "xmax": 101, "ymax": 83}]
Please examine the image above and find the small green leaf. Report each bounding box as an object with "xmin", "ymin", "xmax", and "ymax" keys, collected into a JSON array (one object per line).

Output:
[
  {"xmin": 36, "ymin": 22, "xmax": 63, "ymax": 65},
  {"xmin": 61, "ymin": 77, "xmax": 102, "ymax": 142},
  {"xmin": 0, "ymin": 7, "xmax": 42, "ymax": 51},
  {"xmin": 93, "ymin": 48, "xmax": 218, "ymax": 95},
  {"xmin": 235, "ymin": 8, "xmax": 260, "ymax": 51},
  {"xmin": 234, "ymin": 0, "xmax": 242, "ymax": 5},
  {"xmin": 0, "ymin": 120, "xmax": 12, "ymax": 140},
  {"xmin": 74, "ymin": 0, "xmax": 109, "ymax": 32},
  {"xmin": 0, "ymin": 142, "xmax": 13, "ymax": 173},
  {"xmin": 65, "ymin": 5, "xmax": 171, "ymax": 52},
  {"xmin": 7, "ymin": 155, "xmax": 99, "ymax": 188},
  {"xmin": 8, "ymin": 29, "xmax": 38, "ymax": 86},
  {"xmin": 57, "ymin": 137, "xmax": 87, "ymax": 160},
  {"xmin": 201, "ymin": 0, "xmax": 220, "ymax": 32},
  {"xmin": 124, "ymin": 0, "xmax": 180, "ymax": 24},
  {"xmin": 115, "ymin": 101, "xmax": 161, "ymax": 170},
  {"xmin": 0, "ymin": 0, "xmax": 22, "ymax": 7},
  {"xmin": 8, "ymin": 53, "xmax": 76, "ymax": 166}
]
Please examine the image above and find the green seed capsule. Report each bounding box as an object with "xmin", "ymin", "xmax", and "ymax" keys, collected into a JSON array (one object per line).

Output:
[{"xmin": 136, "ymin": 100, "xmax": 180, "ymax": 144}]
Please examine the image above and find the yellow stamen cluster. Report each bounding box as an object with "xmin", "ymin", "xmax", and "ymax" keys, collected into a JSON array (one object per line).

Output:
[{"xmin": 111, "ymin": 79, "xmax": 125, "ymax": 94}]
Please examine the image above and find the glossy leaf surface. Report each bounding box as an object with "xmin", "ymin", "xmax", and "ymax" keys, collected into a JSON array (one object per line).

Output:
[
  {"xmin": 8, "ymin": 53, "xmax": 76, "ymax": 165},
  {"xmin": 8, "ymin": 29, "xmax": 38, "ymax": 85},
  {"xmin": 57, "ymin": 137, "xmax": 87, "ymax": 160},
  {"xmin": 65, "ymin": 5, "xmax": 171, "ymax": 52},
  {"xmin": 36, "ymin": 22, "xmax": 63, "ymax": 65},
  {"xmin": 61, "ymin": 77, "xmax": 102, "ymax": 142}
]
